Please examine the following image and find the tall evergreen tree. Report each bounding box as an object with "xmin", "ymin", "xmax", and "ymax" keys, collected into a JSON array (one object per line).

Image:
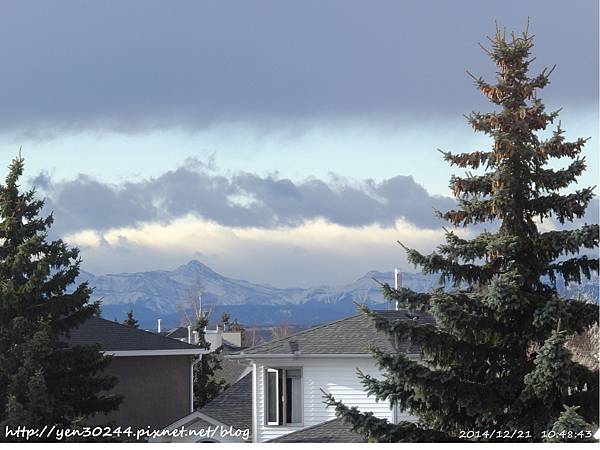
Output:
[
  {"xmin": 0, "ymin": 156, "xmax": 121, "ymax": 440},
  {"xmin": 192, "ymin": 313, "xmax": 229, "ymax": 408},
  {"xmin": 325, "ymin": 25, "xmax": 599, "ymax": 442},
  {"xmin": 122, "ymin": 309, "xmax": 139, "ymax": 328}
]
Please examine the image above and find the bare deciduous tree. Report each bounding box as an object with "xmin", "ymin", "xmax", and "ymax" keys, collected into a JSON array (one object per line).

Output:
[
  {"xmin": 271, "ymin": 321, "xmax": 291, "ymax": 341},
  {"xmin": 242, "ymin": 325, "xmax": 264, "ymax": 347},
  {"xmin": 565, "ymin": 294, "xmax": 599, "ymax": 371},
  {"xmin": 566, "ymin": 323, "xmax": 599, "ymax": 371},
  {"xmin": 177, "ymin": 287, "xmax": 213, "ymax": 327}
]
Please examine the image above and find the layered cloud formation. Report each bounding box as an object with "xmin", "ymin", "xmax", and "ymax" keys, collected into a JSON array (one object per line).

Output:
[
  {"xmin": 33, "ymin": 160, "xmax": 456, "ymax": 235},
  {"xmin": 30, "ymin": 161, "xmax": 461, "ymax": 285},
  {"xmin": 31, "ymin": 161, "xmax": 598, "ymax": 286}
]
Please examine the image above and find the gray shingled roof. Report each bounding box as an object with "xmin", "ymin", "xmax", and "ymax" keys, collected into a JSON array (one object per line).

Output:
[
  {"xmin": 235, "ymin": 310, "xmax": 434, "ymax": 356},
  {"xmin": 221, "ymin": 340, "xmax": 243, "ymax": 353},
  {"xmin": 199, "ymin": 373, "xmax": 252, "ymax": 431},
  {"xmin": 67, "ymin": 317, "xmax": 203, "ymax": 352},
  {"xmin": 163, "ymin": 326, "xmax": 190, "ymax": 340},
  {"xmin": 269, "ymin": 419, "xmax": 365, "ymax": 443},
  {"xmin": 214, "ymin": 357, "xmax": 250, "ymax": 386}
]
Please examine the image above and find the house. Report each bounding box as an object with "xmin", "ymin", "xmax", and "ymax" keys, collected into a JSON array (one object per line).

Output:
[
  {"xmin": 67, "ymin": 317, "xmax": 206, "ymax": 432},
  {"xmin": 155, "ymin": 309, "xmax": 431, "ymax": 443},
  {"xmin": 221, "ymin": 309, "xmax": 433, "ymax": 442}
]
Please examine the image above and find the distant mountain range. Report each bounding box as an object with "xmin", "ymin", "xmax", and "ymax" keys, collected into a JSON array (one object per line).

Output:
[{"xmin": 78, "ymin": 260, "xmax": 599, "ymax": 329}]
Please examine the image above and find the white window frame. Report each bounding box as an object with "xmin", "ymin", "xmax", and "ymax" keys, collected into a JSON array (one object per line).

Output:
[
  {"xmin": 266, "ymin": 368, "xmax": 280, "ymax": 426},
  {"xmin": 264, "ymin": 367, "xmax": 303, "ymax": 427}
]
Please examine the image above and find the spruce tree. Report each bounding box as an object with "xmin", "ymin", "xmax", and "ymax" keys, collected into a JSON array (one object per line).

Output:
[
  {"xmin": 122, "ymin": 309, "xmax": 139, "ymax": 328},
  {"xmin": 546, "ymin": 405, "xmax": 596, "ymax": 443},
  {"xmin": 325, "ymin": 25, "xmax": 599, "ymax": 442},
  {"xmin": 0, "ymin": 156, "xmax": 121, "ymax": 440},
  {"xmin": 221, "ymin": 312, "xmax": 231, "ymax": 331},
  {"xmin": 193, "ymin": 313, "xmax": 229, "ymax": 408}
]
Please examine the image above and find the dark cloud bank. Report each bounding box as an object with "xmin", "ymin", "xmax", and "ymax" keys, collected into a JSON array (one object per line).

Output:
[
  {"xmin": 1, "ymin": 1, "xmax": 597, "ymax": 134},
  {"xmin": 32, "ymin": 162, "xmax": 598, "ymax": 238},
  {"xmin": 32, "ymin": 161, "xmax": 456, "ymax": 235}
]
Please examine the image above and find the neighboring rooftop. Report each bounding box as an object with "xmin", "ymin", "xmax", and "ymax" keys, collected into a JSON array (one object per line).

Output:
[
  {"xmin": 162, "ymin": 326, "xmax": 190, "ymax": 341},
  {"xmin": 214, "ymin": 357, "xmax": 251, "ymax": 386},
  {"xmin": 233, "ymin": 310, "xmax": 434, "ymax": 356},
  {"xmin": 162, "ymin": 326, "xmax": 243, "ymax": 352},
  {"xmin": 269, "ymin": 418, "xmax": 365, "ymax": 443},
  {"xmin": 67, "ymin": 316, "xmax": 204, "ymax": 352},
  {"xmin": 221, "ymin": 340, "xmax": 243, "ymax": 353},
  {"xmin": 198, "ymin": 373, "xmax": 252, "ymax": 432}
]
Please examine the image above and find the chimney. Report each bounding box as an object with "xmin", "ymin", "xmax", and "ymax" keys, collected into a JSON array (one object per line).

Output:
[
  {"xmin": 394, "ymin": 269, "xmax": 402, "ymax": 310},
  {"xmin": 187, "ymin": 325, "xmax": 192, "ymax": 344},
  {"xmin": 157, "ymin": 319, "xmax": 162, "ymax": 334}
]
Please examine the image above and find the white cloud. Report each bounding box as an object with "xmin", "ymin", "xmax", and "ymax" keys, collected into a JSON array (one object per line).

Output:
[
  {"xmin": 65, "ymin": 229, "xmax": 103, "ymax": 248},
  {"xmin": 65, "ymin": 215, "xmax": 459, "ymax": 287}
]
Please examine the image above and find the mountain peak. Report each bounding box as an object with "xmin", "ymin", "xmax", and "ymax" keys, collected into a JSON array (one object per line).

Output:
[
  {"xmin": 182, "ymin": 259, "xmax": 209, "ymax": 268},
  {"xmin": 174, "ymin": 259, "xmax": 219, "ymax": 275}
]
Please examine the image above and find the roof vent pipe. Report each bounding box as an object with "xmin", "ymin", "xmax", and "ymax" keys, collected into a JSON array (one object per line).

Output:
[
  {"xmin": 187, "ymin": 325, "xmax": 192, "ymax": 344},
  {"xmin": 157, "ymin": 319, "xmax": 162, "ymax": 334}
]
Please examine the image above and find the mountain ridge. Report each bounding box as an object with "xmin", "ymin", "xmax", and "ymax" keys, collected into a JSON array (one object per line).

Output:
[{"xmin": 79, "ymin": 259, "xmax": 599, "ymax": 328}]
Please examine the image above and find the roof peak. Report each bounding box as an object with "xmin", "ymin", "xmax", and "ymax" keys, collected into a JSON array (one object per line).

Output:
[
  {"xmin": 239, "ymin": 312, "xmax": 366, "ymax": 355},
  {"xmin": 233, "ymin": 309, "xmax": 432, "ymax": 357}
]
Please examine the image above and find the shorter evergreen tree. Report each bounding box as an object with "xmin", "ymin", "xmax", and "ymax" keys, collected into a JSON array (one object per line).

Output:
[
  {"xmin": 545, "ymin": 405, "xmax": 596, "ymax": 443},
  {"xmin": 193, "ymin": 313, "xmax": 229, "ymax": 408},
  {"xmin": 122, "ymin": 309, "xmax": 139, "ymax": 328},
  {"xmin": 221, "ymin": 312, "xmax": 231, "ymax": 331}
]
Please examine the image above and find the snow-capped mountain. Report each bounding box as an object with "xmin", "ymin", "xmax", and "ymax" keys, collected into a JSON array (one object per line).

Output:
[{"xmin": 79, "ymin": 260, "xmax": 599, "ymax": 328}]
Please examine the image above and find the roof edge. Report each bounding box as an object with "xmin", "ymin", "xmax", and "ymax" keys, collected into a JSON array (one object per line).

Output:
[
  {"xmin": 268, "ymin": 418, "xmax": 338, "ymax": 441},
  {"xmin": 227, "ymin": 352, "xmax": 420, "ymax": 360},
  {"xmin": 105, "ymin": 349, "xmax": 207, "ymax": 357},
  {"xmin": 237, "ymin": 309, "xmax": 428, "ymax": 356},
  {"xmin": 267, "ymin": 418, "xmax": 363, "ymax": 443}
]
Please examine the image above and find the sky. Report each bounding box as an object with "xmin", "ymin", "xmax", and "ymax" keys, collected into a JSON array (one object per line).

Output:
[{"xmin": 0, "ymin": 1, "xmax": 597, "ymax": 287}]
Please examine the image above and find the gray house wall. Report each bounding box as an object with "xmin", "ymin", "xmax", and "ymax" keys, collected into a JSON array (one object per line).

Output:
[{"xmin": 92, "ymin": 355, "xmax": 193, "ymax": 431}]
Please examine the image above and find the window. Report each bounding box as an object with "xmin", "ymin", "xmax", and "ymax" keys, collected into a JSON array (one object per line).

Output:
[{"xmin": 265, "ymin": 367, "xmax": 302, "ymax": 426}]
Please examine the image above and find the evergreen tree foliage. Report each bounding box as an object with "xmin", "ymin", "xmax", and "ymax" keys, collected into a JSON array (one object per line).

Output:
[
  {"xmin": 122, "ymin": 309, "xmax": 139, "ymax": 328},
  {"xmin": 192, "ymin": 313, "xmax": 229, "ymax": 408},
  {"xmin": 221, "ymin": 312, "xmax": 231, "ymax": 331},
  {"xmin": 325, "ymin": 25, "xmax": 599, "ymax": 442},
  {"xmin": 545, "ymin": 405, "xmax": 595, "ymax": 443},
  {"xmin": 0, "ymin": 156, "xmax": 121, "ymax": 441}
]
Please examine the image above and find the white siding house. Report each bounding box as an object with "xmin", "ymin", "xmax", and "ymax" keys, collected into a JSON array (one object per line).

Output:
[
  {"xmin": 247, "ymin": 357, "xmax": 414, "ymax": 442},
  {"xmin": 228, "ymin": 310, "xmax": 431, "ymax": 442}
]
